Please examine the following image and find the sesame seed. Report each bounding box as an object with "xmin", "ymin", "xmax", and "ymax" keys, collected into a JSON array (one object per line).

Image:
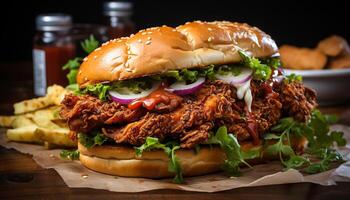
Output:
[
  {"xmin": 94, "ymin": 47, "xmax": 101, "ymax": 51},
  {"xmin": 141, "ymin": 32, "xmax": 147, "ymax": 35},
  {"xmin": 83, "ymin": 57, "xmax": 88, "ymax": 61},
  {"xmin": 208, "ymin": 27, "xmax": 213, "ymax": 31},
  {"xmin": 208, "ymin": 37, "xmax": 214, "ymax": 42},
  {"xmin": 84, "ymin": 77, "xmax": 88, "ymax": 81},
  {"xmin": 128, "ymin": 55, "xmax": 132, "ymax": 59},
  {"xmin": 145, "ymin": 40, "xmax": 151, "ymax": 45},
  {"xmin": 130, "ymin": 34, "xmax": 134, "ymax": 37},
  {"xmin": 93, "ymin": 56, "xmax": 97, "ymax": 60},
  {"xmin": 138, "ymin": 39, "xmax": 142, "ymax": 43},
  {"xmin": 127, "ymin": 50, "xmax": 131, "ymax": 54},
  {"xmin": 49, "ymin": 154, "xmax": 54, "ymax": 158},
  {"xmin": 147, "ymin": 36, "xmax": 151, "ymax": 40}
]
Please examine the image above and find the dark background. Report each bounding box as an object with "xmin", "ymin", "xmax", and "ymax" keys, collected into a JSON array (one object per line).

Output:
[{"xmin": 0, "ymin": 0, "xmax": 349, "ymax": 62}]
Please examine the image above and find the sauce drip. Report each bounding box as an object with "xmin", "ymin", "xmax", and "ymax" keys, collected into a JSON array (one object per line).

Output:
[{"xmin": 128, "ymin": 88, "xmax": 179, "ymax": 110}]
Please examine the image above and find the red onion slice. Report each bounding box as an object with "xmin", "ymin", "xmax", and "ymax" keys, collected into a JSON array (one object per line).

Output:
[
  {"xmin": 215, "ymin": 68, "xmax": 253, "ymax": 85},
  {"xmin": 109, "ymin": 82, "xmax": 160, "ymax": 104},
  {"xmin": 166, "ymin": 77, "xmax": 205, "ymax": 95}
]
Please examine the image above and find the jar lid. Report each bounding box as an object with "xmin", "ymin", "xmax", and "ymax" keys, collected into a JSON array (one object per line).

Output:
[
  {"xmin": 103, "ymin": 1, "xmax": 133, "ymax": 17},
  {"xmin": 36, "ymin": 13, "xmax": 73, "ymax": 31}
]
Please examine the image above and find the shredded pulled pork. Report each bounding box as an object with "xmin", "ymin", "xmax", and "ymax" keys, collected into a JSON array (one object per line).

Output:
[{"xmin": 60, "ymin": 80, "xmax": 317, "ymax": 148}]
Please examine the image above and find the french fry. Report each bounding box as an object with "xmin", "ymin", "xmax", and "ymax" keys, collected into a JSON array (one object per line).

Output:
[
  {"xmin": 11, "ymin": 115, "xmax": 36, "ymax": 128},
  {"xmin": 0, "ymin": 116, "xmax": 16, "ymax": 127},
  {"xmin": 13, "ymin": 85, "xmax": 68, "ymax": 115},
  {"xmin": 47, "ymin": 85, "xmax": 69, "ymax": 106},
  {"xmin": 32, "ymin": 107, "xmax": 61, "ymax": 129},
  {"xmin": 34, "ymin": 127, "xmax": 76, "ymax": 147},
  {"xmin": 6, "ymin": 125, "xmax": 42, "ymax": 143},
  {"xmin": 13, "ymin": 96, "xmax": 52, "ymax": 115},
  {"xmin": 43, "ymin": 141, "xmax": 60, "ymax": 149}
]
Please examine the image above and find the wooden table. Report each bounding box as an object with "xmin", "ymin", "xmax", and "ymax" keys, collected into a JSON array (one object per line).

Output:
[{"xmin": 0, "ymin": 62, "xmax": 350, "ymax": 199}]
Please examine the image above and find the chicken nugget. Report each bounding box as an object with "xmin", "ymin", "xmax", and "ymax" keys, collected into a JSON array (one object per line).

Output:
[
  {"xmin": 329, "ymin": 55, "xmax": 350, "ymax": 69},
  {"xmin": 317, "ymin": 35, "xmax": 350, "ymax": 57},
  {"xmin": 280, "ymin": 45, "xmax": 327, "ymax": 70}
]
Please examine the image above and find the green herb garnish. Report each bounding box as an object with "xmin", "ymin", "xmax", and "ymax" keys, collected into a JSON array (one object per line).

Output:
[
  {"xmin": 81, "ymin": 35, "xmax": 99, "ymax": 54},
  {"xmin": 60, "ymin": 149, "xmax": 80, "ymax": 160},
  {"xmin": 264, "ymin": 110, "xmax": 346, "ymax": 172},
  {"xmin": 285, "ymin": 73, "xmax": 302, "ymax": 83}
]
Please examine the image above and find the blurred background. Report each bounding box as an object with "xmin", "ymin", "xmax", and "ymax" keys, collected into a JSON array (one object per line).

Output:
[{"xmin": 0, "ymin": 0, "xmax": 349, "ymax": 114}]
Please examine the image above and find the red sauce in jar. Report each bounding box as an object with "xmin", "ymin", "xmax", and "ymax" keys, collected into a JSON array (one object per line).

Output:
[{"xmin": 128, "ymin": 88, "xmax": 179, "ymax": 110}]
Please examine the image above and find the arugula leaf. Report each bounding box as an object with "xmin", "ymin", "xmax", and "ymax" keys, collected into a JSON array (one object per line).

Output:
[
  {"xmin": 206, "ymin": 126, "xmax": 250, "ymax": 176},
  {"xmin": 305, "ymin": 149, "xmax": 343, "ymax": 174},
  {"xmin": 135, "ymin": 137, "xmax": 167, "ymax": 155},
  {"xmin": 135, "ymin": 137, "xmax": 183, "ymax": 183},
  {"xmin": 81, "ymin": 83, "xmax": 111, "ymax": 100},
  {"xmin": 81, "ymin": 35, "xmax": 99, "ymax": 54},
  {"xmin": 79, "ymin": 132, "xmax": 107, "ymax": 148},
  {"xmin": 284, "ymin": 155, "xmax": 310, "ymax": 169},
  {"xmin": 242, "ymin": 148, "xmax": 261, "ymax": 160},
  {"xmin": 285, "ymin": 73, "xmax": 302, "ymax": 83},
  {"xmin": 265, "ymin": 109, "xmax": 346, "ymax": 173},
  {"xmin": 308, "ymin": 109, "xmax": 346, "ymax": 150},
  {"xmin": 60, "ymin": 149, "xmax": 80, "ymax": 160},
  {"xmin": 238, "ymin": 50, "xmax": 272, "ymax": 81}
]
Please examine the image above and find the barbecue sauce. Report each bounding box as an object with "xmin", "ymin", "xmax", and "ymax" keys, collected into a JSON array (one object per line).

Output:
[{"xmin": 128, "ymin": 89, "xmax": 178, "ymax": 110}]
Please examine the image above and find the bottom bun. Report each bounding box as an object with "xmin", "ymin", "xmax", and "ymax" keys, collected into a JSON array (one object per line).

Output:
[{"xmin": 78, "ymin": 137, "xmax": 307, "ymax": 178}]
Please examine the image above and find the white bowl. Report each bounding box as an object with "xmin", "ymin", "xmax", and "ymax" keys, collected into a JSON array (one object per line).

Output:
[{"xmin": 284, "ymin": 68, "xmax": 350, "ymax": 105}]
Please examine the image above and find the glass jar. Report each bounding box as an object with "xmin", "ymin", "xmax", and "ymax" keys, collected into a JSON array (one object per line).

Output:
[
  {"xmin": 33, "ymin": 13, "xmax": 76, "ymax": 96},
  {"xmin": 102, "ymin": 1, "xmax": 136, "ymax": 39}
]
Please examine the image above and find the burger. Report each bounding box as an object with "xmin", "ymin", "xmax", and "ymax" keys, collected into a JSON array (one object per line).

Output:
[{"xmin": 60, "ymin": 21, "xmax": 318, "ymax": 183}]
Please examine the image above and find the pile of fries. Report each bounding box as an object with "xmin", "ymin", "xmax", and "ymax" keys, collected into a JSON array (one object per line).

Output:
[{"xmin": 0, "ymin": 85, "xmax": 76, "ymax": 149}]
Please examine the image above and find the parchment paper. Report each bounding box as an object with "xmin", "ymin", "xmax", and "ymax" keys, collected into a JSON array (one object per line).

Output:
[{"xmin": 1, "ymin": 124, "xmax": 350, "ymax": 193}]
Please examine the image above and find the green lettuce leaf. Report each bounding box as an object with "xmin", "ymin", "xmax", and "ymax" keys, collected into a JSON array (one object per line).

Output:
[
  {"xmin": 78, "ymin": 132, "xmax": 107, "ymax": 148},
  {"xmin": 238, "ymin": 50, "xmax": 272, "ymax": 81},
  {"xmin": 135, "ymin": 137, "xmax": 183, "ymax": 183},
  {"xmin": 81, "ymin": 83, "xmax": 111, "ymax": 100}
]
